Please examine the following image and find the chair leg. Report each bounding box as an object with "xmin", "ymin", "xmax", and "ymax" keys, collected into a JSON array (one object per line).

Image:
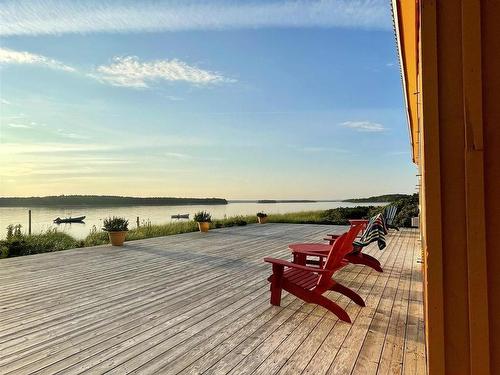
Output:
[
  {"xmin": 368, "ymin": 262, "xmax": 383, "ymax": 273},
  {"xmin": 293, "ymin": 252, "xmax": 308, "ymax": 265},
  {"xmin": 313, "ymin": 293, "xmax": 352, "ymax": 323},
  {"xmin": 360, "ymin": 253, "xmax": 381, "ymax": 266},
  {"xmin": 330, "ymin": 281, "xmax": 365, "ymax": 307},
  {"xmin": 282, "ymin": 281, "xmax": 351, "ymax": 323},
  {"xmin": 345, "ymin": 253, "xmax": 383, "ymax": 273},
  {"xmin": 270, "ymin": 264, "xmax": 284, "ymax": 306}
]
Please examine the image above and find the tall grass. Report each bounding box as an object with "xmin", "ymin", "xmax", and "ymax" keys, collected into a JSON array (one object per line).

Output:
[
  {"xmin": 265, "ymin": 206, "xmax": 385, "ymax": 225},
  {"xmin": 83, "ymin": 221, "xmax": 200, "ymax": 246},
  {"xmin": 0, "ymin": 228, "xmax": 82, "ymax": 258},
  {"xmin": 267, "ymin": 211, "xmax": 326, "ymax": 224},
  {"xmin": 82, "ymin": 215, "xmax": 260, "ymax": 247}
]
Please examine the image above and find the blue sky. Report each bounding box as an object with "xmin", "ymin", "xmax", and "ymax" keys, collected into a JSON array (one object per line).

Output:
[{"xmin": 0, "ymin": 0, "xmax": 416, "ymax": 199}]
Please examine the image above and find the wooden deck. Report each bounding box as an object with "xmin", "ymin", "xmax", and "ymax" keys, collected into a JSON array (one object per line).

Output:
[{"xmin": 0, "ymin": 224, "xmax": 426, "ymax": 374}]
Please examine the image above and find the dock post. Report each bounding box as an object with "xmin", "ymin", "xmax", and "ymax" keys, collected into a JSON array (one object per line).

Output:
[
  {"xmin": 137, "ymin": 216, "xmax": 140, "ymax": 228},
  {"xmin": 28, "ymin": 210, "xmax": 32, "ymax": 235}
]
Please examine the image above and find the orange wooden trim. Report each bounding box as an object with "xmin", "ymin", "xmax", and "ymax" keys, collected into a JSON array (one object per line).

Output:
[
  {"xmin": 461, "ymin": 0, "xmax": 491, "ymax": 373},
  {"xmin": 419, "ymin": 0, "xmax": 446, "ymax": 373},
  {"xmin": 392, "ymin": 0, "xmax": 415, "ymax": 163}
]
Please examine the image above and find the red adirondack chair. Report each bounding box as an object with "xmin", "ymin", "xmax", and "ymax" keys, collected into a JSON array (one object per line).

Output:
[
  {"xmin": 264, "ymin": 227, "xmax": 365, "ymax": 323},
  {"xmin": 326, "ymin": 219, "xmax": 369, "ymax": 239},
  {"xmin": 290, "ymin": 221, "xmax": 383, "ymax": 273}
]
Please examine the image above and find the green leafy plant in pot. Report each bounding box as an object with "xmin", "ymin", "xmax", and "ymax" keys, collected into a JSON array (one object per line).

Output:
[
  {"xmin": 103, "ymin": 217, "xmax": 129, "ymax": 246},
  {"xmin": 256, "ymin": 212, "xmax": 268, "ymax": 224},
  {"xmin": 194, "ymin": 211, "xmax": 212, "ymax": 232}
]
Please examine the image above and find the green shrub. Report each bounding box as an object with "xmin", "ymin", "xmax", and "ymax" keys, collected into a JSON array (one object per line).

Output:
[
  {"xmin": 225, "ymin": 215, "xmax": 248, "ymax": 226},
  {"xmin": 367, "ymin": 205, "xmax": 385, "ymax": 218},
  {"xmin": 212, "ymin": 215, "xmax": 256, "ymax": 228},
  {"xmin": 391, "ymin": 194, "xmax": 419, "ymax": 227},
  {"xmin": 320, "ymin": 206, "xmax": 376, "ymax": 225},
  {"xmin": 0, "ymin": 227, "xmax": 81, "ymax": 257},
  {"xmin": 102, "ymin": 217, "xmax": 129, "ymax": 231},
  {"xmin": 83, "ymin": 226, "xmax": 109, "ymax": 246},
  {"xmin": 265, "ymin": 206, "xmax": 386, "ymax": 225},
  {"xmin": 0, "ymin": 245, "xmax": 8, "ymax": 258},
  {"xmin": 127, "ymin": 221, "xmax": 199, "ymax": 241}
]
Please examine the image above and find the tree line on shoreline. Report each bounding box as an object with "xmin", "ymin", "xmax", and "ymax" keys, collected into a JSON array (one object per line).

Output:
[{"xmin": 0, "ymin": 195, "xmax": 228, "ymax": 207}]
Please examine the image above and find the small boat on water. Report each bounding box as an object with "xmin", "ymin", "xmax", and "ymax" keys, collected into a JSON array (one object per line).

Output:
[
  {"xmin": 171, "ymin": 214, "xmax": 189, "ymax": 219},
  {"xmin": 53, "ymin": 216, "xmax": 86, "ymax": 224}
]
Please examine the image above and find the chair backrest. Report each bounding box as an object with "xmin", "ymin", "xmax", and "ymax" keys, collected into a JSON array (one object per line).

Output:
[
  {"xmin": 342, "ymin": 222, "xmax": 366, "ymax": 252},
  {"xmin": 353, "ymin": 213, "xmax": 388, "ymax": 250},
  {"xmin": 317, "ymin": 223, "xmax": 364, "ymax": 289},
  {"xmin": 384, "ymin": 205, "xmax": 397, "ymax": 226}
]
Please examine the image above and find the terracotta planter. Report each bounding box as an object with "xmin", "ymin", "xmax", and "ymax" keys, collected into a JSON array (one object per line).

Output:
[
  {"xmin": 108, "ymin": 231, "xmax": 127, "ymax": 246},
  {"xmin": 257, "ymin": 216, "xmax": 268, "ymax": 224},
  {"xmin": 198, "ymin": 222, "xmax": 210, "ymax": 232}
]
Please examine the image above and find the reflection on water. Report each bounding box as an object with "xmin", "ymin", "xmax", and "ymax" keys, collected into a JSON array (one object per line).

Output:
[{"xmin": 0, "ymin": 201, "xmax": 384, "ymax": 240}]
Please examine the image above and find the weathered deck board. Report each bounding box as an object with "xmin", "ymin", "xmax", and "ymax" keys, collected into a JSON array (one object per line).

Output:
[{"xmin": 0, "ymin": 224, "xmax": 426, "ymax": 374}]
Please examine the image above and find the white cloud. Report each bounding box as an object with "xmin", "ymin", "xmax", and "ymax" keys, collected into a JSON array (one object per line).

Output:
[
  {"xmin": 0, "ymin": 47, "xmax": 231, "ymax": 89},
  {"xmin": 1, "ymin": 113, "xmax": 26, "ymax": 120},
  {"xmin": 92, "ymin": 56, "xmax": 234, "ymax": 88},
  {"xmin": 386, "ymin": 150, "xmax": 410, "ymax": 156},
  {"xmin": 0, "ymin": 0, "xmax": 391, "ymax": 36},
  {"xmin": 165, "ymin": 152, "xmax": 193, "ymax": 160},
  {"xmin": 164, "ymin": 95, "xmax": 184, "ymax": 101},
  {"xmin": 301, "ymin": 146, "xmax": 350, "ymax": 153},
  {"xmin": 1, "ymin": 99, "xmax": 11, "ymax": 105},
  {"xmin": 164, "ymin": 152, "xmax": 224, "ymax": 162},
  {"xmin": 0, "ymin": 47, "xmax": 76, "ymax": 72},
  {"xmin": 0, "ymin": 143, "xmax": 117, "ymax": 155},
  {"xmin": 56, "ymin": 129, "xmax": 89, "ymax": 139},
  {"xmin": 6, "ymin": 123, "xmax": 32, "ymax": 128},
  {"xmin": 0, "ymin": 159, "xmax": 133, "ymax": 177},
  {"xmin": 340, "ymin": 121, "xmax": 386, "ymax": 132}
]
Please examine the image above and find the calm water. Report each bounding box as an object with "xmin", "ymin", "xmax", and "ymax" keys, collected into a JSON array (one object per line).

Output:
[{"xmin": 0, "ymin": 201, "xmax": 383, "ymax": 239}]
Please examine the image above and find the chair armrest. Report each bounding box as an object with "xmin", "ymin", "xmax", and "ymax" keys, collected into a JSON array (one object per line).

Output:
[
  {"xmin": 292, "ymin": 250, "xmax": 328, "ymax": 257},
  {"xmin": 264, "ymin": 257, "xmax": 330, "ymax": 273},
  {"xmin": 326, "ymin": 234, "xmax": 341, "ymax": 238}
]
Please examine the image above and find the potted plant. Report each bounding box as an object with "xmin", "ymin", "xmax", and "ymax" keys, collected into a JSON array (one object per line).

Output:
[
  {"xmin": 194, "ymin": 211, "xmax": 211, "ymax": 232},
  {"xmin": 103, "ymin": 217, "xmax": 129, "ymax": 246},
  {"xmin": 257, "ymin": 212, "xmax": 268, "ymax": 224}
]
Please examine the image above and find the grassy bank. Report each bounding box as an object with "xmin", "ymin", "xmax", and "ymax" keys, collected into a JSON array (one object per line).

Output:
[
  {"xmin": 0, "ymin": 226, "xmax": 82, "ymax": 258},
  {"xmin": 1, "ymin": 197, "xmax": 418, "ymax": 258},
  {"xmin": 82, "ymin": 215, "xmax": 259, "ymax": 246},
  {"xmin": 0, "ymin": 215, "xmax": 259, "ymax": 257}
]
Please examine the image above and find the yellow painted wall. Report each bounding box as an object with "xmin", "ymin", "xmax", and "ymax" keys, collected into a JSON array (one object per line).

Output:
[{"xmin": 394, "ymin": 0, "xmax": 500, "ymax": 373}]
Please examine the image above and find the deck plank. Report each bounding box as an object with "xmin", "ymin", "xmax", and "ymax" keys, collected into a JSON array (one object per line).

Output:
[{"xmin": 0, "ymin": 224, "xmax": 425, "ymax": 375}]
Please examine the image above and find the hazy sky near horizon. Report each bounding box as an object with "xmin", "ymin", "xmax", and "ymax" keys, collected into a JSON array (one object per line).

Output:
[{"xmin": 0, "ymin": 0, "xmax": 416, "ymax": 199}]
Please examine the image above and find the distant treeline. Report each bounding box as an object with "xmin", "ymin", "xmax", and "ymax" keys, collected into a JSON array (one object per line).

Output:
[
  {"xmin": 0, "ymin": 195, "xmax": 228, "ymax": 207},
  {"xmin": 257, "ymin": 199, "xmax": 317, "ymax": 203},
  {"xmin": 343, "ymin": 194, "xmax": 410, "ymax": 203}
]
